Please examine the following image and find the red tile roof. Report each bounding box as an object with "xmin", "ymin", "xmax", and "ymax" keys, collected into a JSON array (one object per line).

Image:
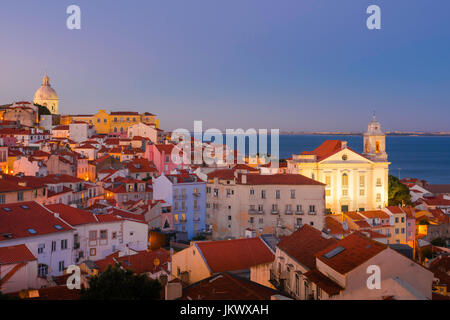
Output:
[
  {"xmin": 195, "ymin": 237, "xmax": 274, "ymax": 273},
  {"xmin": 277, "ymin": 224, "xmax": 337, "ymax": 270},
  {"xmin": 181, "ymin": 272, "xmax": 281, "ymax": 300},
  {"xmin": 359, "ymin": 210, "xmax": 390, "ymax": 220},
  {"xmin": 316, "ymin": 232, "xmax": 387, "ymax": 275},
  {"xmin": 303, "ymin": 269, "xmax": 343, "ymax": 296},
  {"xmin": 0, "ymin": 244, "xmax": 36, "ymax": 264},
  {"xmin": 301, "ymin": 140, "xmax": 343, "ymax": 161},
  {"xmin": 238, "ymin": 173, "xmax": 324, "ymax": 186},
  {"xmin": 0, "ymin": 201, "xmax": 73, "ymax": 242},
  {"xmin": 94, "ymin": 249, "xmax": 170, "ymax": 274},
  {"xmin": 45, "ymin": 204, "xmax": 98, "ymax": 226}
]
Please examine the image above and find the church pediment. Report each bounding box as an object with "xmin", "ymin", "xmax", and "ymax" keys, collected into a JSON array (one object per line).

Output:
[{"xmin": 319, "ymin": 147, "xmax": 373, "ymax": 164}]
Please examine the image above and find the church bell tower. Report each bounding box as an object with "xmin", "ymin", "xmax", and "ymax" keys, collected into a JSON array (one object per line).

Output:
[{"xmin": 363, "ymin": 115, "xmax": 387, "ymax": 162}]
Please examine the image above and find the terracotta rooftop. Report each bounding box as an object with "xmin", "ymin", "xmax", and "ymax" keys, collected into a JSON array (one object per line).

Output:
[
  {"xmin": 195, "ymin": 237, "xmax": 274, "ymax": 273},
  {"xmin": 316, "ymin": 232, "xmax": 387, "ymax": 275},
  {"xmin": 0, "ymin": 201, "xmax": 73, "ymax": 242},
  {"xmin": 181, "ymin": 272, "xmax": 281, "ymax": 300},
  {"xmin": 0, "ymin": 244, "xmax": 36, "ymax": 264},
  {"xmin": 277, "ymin": 225, "xmax": 337, "ymax": 270}
]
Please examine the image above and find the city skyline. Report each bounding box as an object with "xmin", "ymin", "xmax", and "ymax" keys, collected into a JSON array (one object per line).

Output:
[{"xmin": 0, "ymin": 1, "xmax": 449, "ymax": 132}]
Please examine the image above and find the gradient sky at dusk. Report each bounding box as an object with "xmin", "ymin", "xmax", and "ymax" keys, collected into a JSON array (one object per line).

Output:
[{"xmin": 0, "ymin": 1, "xmax": 449, "ymax": 131}]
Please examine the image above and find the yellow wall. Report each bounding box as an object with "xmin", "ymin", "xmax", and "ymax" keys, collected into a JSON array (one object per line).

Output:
[
  {"xmin": 171, "ymin": 244, "xmax": 212, "ymax": 285},
  {"xmin": 62, "ymin": 110, "xmax": 158, "ymax": 134}
]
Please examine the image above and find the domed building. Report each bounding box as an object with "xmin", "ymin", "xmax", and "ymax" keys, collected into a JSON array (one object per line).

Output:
[{"xmin": 33, "ymin": 74, "xmax": 59, "ymax": 114}]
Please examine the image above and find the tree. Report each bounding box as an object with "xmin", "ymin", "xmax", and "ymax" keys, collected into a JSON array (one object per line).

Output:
[
  {"xmin": 0, "ymin": 291, "xmax": 10, "ymax": 300},
  {"xmin": 81, "ymin": 265, "xmax": 162, "ymax": 300},
  {"xmin": 388, "ymin": 175, "xmax": 411, "ymax": 206}
]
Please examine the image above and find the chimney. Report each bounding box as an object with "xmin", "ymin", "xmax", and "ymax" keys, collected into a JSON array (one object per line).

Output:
[{"xmin": 165, "ymin": 281, "xmax": 182, "ymax": 300}]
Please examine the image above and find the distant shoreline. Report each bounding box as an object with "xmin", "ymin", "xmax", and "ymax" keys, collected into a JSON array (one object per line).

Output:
[{"xmin": 279, "ymin": 132, "xmax": 450, "ymax": 137}]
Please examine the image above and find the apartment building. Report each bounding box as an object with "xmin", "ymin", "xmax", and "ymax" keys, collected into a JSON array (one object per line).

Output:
[
  {"xmin": 153, "ymin": 170, "xmax": 206, "ymax": 239},
  {"xmin": 206, "ymin": 169, "xmax": 326, "ymax": 239}
]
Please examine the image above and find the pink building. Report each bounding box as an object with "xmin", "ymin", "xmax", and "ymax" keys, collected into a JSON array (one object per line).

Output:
[{"xmin": 145, "ymin": 143, "xmax": 188, "ymax": 175}]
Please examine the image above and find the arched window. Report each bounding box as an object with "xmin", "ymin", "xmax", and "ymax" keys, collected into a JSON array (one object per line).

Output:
[
  {"xmin": 342, "ymin": 173, "xmax": 348, "ymax": 187},
  {"xmin": 365, "ymin": 141, "xmax": 369, "ymax": 153},
  {"xmin": 376, "ymin": 141, "xmax": 381, "ymax": 153}
]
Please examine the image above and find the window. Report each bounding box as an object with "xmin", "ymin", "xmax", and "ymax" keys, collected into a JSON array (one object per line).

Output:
[
  {"xmin": 342, "ymin": 189, "xmax": 348, "ymax": 196},
  {"xmin": 258, "ymin": 204, "xmax": 263, "ymax": 212},
  {"xmin": 272, "ymin": 204, "xmax": 278, "ymax": 212},
  {"xmin": 395, "ymin": 217, "xmax": 399, "ymax": 223},
  {"xmin": 309, "ymin": 205, "xmax": 316, "ymax": 213},
  {"xmin": 275, "ymin": 190, "xmax": 280, "ymax": 199},
  {"xmin": 342, "ymin": 173, "xmax": 348, "ymax": 187},
  {"xmin": 360, "ymin": 189, "xmax": 365, "ymax": 196},
  {"xmin": 250, "ymin": 189, "xmax": 255, "ymax": 195},
  {"xmin": 376, "ymin": 193, "xmax": 381, "ymax": 202},
  {"xmin": 206, "ymin": 187, "xmax": 211, "ymax": 193},
  {"xmin": 401, "ymin": 228, "xmax": 405, "ymax": 234},
  {"xmin": 38, "ymin": 264, "xmax": 48, "ymax": 277},
  {"xmin": 17, "ymin": 192, "xmax": 24, "ymax": 201},
  {"xmin": 325, "ymin": 176, "xmax": 331, "ymax": 187},
  {"xmin": 51, "ymin": 241, "xmax": 56, "ymax": 252},
  {"xmin": 261, "ymin": 190, "xmax": 266, "ymax": 199},
  {"xmin": 228, "ymin": 215, "xmax": 232, "ymax": 221},
  {"xmin": 395, "ymin": 228, "xmax": 399, "ymax": 234},
  {"xmin": 296, "ymin": 218, "xmax": 302, "ymax": 226},
  {"xmin": 89, "ymin": 230, "xmax": 97, "ymax": 240},
  {"xmin": 38, "ymin": 244, "xmax": 45, "ymax": 254},
  {"xmin": 376, "ymin": 178, "xmax": 382, "ymax": 187},
  {"xmin": 359, "ymin": 175, "xmax": 365, "ymax": 187},
  {"xmin": 0, "ymin": 194, "xmax": 5, "ymax": 204},
  {"xmin": 61, "ymin": 239, "xmax": 68, "ymax": 250},
  {"xmin": 58, "ymin": 261, "xmax": 65, "ymax": 272},
  {"xmin": 401, "ymin": 217, "xmax": 404, "ymax": 223},
  {"xmin": 290, "ymin": 190, "xmax": 295, "ymax": 199},
  {"xmin": 100, "ymin": 230, "xmax": 107, "ymax": 239},
  {"xmin": 213, "ymin": 189, "xmax": 219, "ymax": 197},
  {"xmin": 90, "ymin": 248, "xmax": 96, "ymax": 256},
  {"xmin": 296, "ymin": 205, "xmax": 303, "ymax": 213}
]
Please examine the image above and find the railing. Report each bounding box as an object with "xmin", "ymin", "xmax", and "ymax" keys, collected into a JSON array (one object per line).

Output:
[
  {"xmin": 285, "ymin": 209, "xmax": 293, "ymax": 215},
  {"xmin": 271, "ymin": 209, "xmax": 279, "ymax": 215},
  {"xmin": 295, "ymin": 210, "xmax": 304, "ymax": 215}
]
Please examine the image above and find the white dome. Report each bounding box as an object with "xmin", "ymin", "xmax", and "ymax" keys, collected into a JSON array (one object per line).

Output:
[{"xmin": 33, "ymin": 74, "xmax": 58, "ymax": 101}]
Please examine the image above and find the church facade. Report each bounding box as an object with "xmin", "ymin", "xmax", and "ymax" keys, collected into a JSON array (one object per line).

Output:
[
  {"xmin": 33, "ymin": 74, "xmax": 59, "ymax": 114},
  {"xmin": 287, "ymin": 116, "xmax": 390, "ymax": 214}
]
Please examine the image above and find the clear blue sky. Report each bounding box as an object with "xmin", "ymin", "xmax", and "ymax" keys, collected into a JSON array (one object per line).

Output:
[{"xmin": 0, "ymin": 1, "xmax": 449, "ymax": 132}]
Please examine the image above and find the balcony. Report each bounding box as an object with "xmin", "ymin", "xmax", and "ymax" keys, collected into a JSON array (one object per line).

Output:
[
  {"xmin": 285, "ymin": 209, "xmax": 293, "ymax": 215},
  {"xmin": 269, "ymin": 269, "xmax": 289, "ymax": 294},
  {"xmin": 248, "ymin": 208, "xmax": 257, "ymax": 215},
  {"xmin": 295, "ymin": 210, "xmax": 304, "ymax": 215},
  {"xmin": 257, "ymin": 210, "xmax": 265, "ymax": 215},
  {"xmin": 308, "ymin": 211, "xmax": 316, "ymax": 215},
  {"xmin": 271, "ymin": 209, "xmax": 280, "ymax": 215}
]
